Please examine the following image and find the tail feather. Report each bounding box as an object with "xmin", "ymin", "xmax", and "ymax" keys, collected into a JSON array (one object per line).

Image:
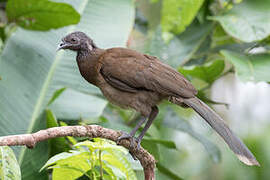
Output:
[{"xmin": 174, "ymin": 97, "xmax": 259, "ymax": 166}]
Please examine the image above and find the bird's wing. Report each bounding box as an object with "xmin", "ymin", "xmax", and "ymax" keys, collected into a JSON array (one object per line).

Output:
[{"xmin": 99, "ymin": 48, "xmax": 197, "ymax": 98}]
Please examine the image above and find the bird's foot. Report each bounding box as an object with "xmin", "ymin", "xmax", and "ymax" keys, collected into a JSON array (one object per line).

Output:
[
  {"xmin": 116, "ymin": 132, "xmax": 137, "ymax": 148},
  {"xmin": 117, "ymin": 132, "xmax": 144, "ymax": 160},
  {"xmin": 135, "ymin": 138, "xmax": 142, "ymax": 150},
  {"xmin": 117, "ymin": 132, "xmax": 143, "ymax": 150}
]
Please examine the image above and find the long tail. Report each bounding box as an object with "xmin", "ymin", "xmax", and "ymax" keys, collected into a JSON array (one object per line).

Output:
[{"xmin": 172, "ymin": 96, "xmax": 259, "ymax": 166}]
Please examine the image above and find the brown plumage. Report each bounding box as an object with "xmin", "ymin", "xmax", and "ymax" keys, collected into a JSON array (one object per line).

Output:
[{"xmin": 58, "ymin": 31, "xmax": 259, "ymax": 166}]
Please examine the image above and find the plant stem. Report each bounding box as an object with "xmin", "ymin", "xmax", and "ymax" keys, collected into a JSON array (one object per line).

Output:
[{"xmin": 99, "ymin": 150, "xmax": 103, "ymax": 180}]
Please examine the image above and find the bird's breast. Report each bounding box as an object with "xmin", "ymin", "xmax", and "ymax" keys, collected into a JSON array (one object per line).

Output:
[{"xmin": 77, "ymin": 59, "xmax": 99, "ymax": 86}]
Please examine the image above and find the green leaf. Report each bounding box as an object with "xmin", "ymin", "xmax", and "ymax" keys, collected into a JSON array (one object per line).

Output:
[
  {"xmin": 6, "ymin": 0, "xmax": 80, "ymax": 31},
  {"xmin": 75, "ymin": 139, "xmax": 127, "ymax": 155},
  {"xmin": 179, "ymin": 60, "xmax": 225, "ymax": 84},
  {"xmin": 41, "ymin": 151, "xmax": 91, "ymax": 172},
  {"xmin": 47, "ymin": 87, "xmax": 66, "ymax": 106},
  {"xmin": 210, "ymin": 0, "xmax": 270, "ymax": 42},
  {"xmin": 51, "ymin": 165, "xmax": 85, "ymax": 180},
  {"xmin": 0, "ymin": 0, "xmax": 135, "ymax": 179},
  {"xmin": 102, "ymin": 155, "xmax": 126, "ymax": 179},
  {"xmin": 163, "ymin": 108, "xmax": 221, "ymax": 163},
  {"xmin": 46, "ymin": 109, "xmax": 58, "ymax": 128},
  {"xmin": 143, "ymin": 138, "xmax": 177, "ymax": 149},
  {"xmin": 211, "ymin": 25, "xmax": 235, "ymax": 47},
  {"xmin": 41, "ymin": 151, "xmax": 78, "ymax": 171},
  {"xmin": 76, "ymin": 139, "xmax": 136, "ymax": 179},
  {"xmin": 102, "ymin": 153, "xmax": 136, "ymax": 180},
  {"xmin": 0, "ymin": 146, "xmax": 21, "ymax": 180},
  {"xmin": 146, "ymin": 22, "xmax": 212, "ymax": 67},
  {"xmin": 44, "ymin": 139, "xmax": 137, "ymax": 179},
  {"xmin": 49, "ymin": 89, "xmax": 107, "ymax": 120},
  {"xmin": 20, "ymin": 112, "xmax": 49, "ymax": 179},
  {"xmin": 108, "ymin": 149, "xmax": 137, "ymax": 180},
  {"xmin": 141, "ymin": 139, "xmax": 160, "ymax": 161},
  {"xmin": 102, "ymin": 163, "xmax": 117, "ymax": 180},
  {"xmin": 156, "ymin": 162, "xmax": 183, "ymax": 180},
  {"xmin": 0, "ymin": 26, "xmax": 6, "ymax": 42},
  {"xmin": 161, "ymin": 0, "xmax": 205, "ymax": 34},
  {"xmin": 221, "ymin": 50, "xmax": 270, "ymax": 82},
  {"xmin": 46, "ymin": 109, "xmax": 70, "ymax": 157}
]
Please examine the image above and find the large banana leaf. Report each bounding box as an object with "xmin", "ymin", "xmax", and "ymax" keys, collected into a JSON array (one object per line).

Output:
[{"xmin": 0, "ymin": 0, "xmax": 135, "ymax": 179}]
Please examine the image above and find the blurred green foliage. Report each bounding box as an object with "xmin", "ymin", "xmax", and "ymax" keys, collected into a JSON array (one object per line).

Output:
[
  {"xmin": 179, "ymin": 60, "xmax": 225, "ymax": 84},
  {"xmin": 0, "ymin": 0, "xmax": 269, "ymax": 179},
  {"xmin": 161, "ymin": 0, "xmax": 204, "ymax": 38},
  {"xmin": 211, "ymin": 0, "xmax": 270, "ymax": 42},
  {"xmin": 41, "ymin": 138, "xmax": 137, "ymax": 180},
  {"xmin": 6, "ymin": 0, "xmax": 80, "ymax": 31},
  {"xmin": 221, "ymin": 50, "xmax": 270, "ymax": 82},
  {"xmin": 0, "ymin": 146, "xmax": 21, "ymax": 180}
]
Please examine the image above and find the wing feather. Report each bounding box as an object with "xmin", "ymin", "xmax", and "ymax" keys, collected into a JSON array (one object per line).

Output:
[{"xmin": 99, "ymin": 48, "xmax": 197, "ymax": 98}]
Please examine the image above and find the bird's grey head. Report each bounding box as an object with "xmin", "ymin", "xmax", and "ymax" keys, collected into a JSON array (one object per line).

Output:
[{"xmin": 58, "ymin": 31, "xmax": 96, "ymax": 52}]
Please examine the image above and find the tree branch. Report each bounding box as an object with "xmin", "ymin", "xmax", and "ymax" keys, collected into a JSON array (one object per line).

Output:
[{"xmin": 0, "ymin": 125, "xmax": 156, "ymax": 180}]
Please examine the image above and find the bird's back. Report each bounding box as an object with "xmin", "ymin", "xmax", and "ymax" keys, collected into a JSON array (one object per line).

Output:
[{"xmin": 99, "ymin": 47, "xmax": 197, "ymax": 98}]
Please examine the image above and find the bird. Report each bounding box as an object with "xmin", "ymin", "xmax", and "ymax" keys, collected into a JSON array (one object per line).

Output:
[{"xmin": 58, "ymin": 31, "xmax": 259, "ymax": 166}]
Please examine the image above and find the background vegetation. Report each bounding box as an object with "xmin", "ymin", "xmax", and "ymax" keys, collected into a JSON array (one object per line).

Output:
[{"xmin": 0, "ymin": 0, "xmax": 270, "ymax": 179}]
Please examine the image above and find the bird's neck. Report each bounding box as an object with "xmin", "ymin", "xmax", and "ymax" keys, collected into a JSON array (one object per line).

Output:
[
  {"xmin": 77, "ymin": 48, "xmax": 91, "ymax": 61},
  {"xmin": 76, "ymin": 48, "xmax": 104, "ymax": 85}
]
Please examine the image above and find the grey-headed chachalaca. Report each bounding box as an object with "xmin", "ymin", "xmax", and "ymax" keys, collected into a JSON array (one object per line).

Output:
[{"xmin": 58, "ymin": 31, "xmax": 259, "ymax": 166}]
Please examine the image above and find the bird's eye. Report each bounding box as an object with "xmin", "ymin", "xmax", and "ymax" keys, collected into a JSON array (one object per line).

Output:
[{"xmin": 71, "ymin": 38, "xmax": 76, "ymax": 42}]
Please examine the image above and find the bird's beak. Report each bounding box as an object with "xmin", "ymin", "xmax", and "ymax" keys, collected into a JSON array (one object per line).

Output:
[{"xmin": 57, "ymin": 41, "xmax": 69, "ymax": 51}]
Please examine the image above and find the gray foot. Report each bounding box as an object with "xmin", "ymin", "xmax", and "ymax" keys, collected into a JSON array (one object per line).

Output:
[
  {"xmin": 116, "ymin": 132, "xmax": 137, "ymax": 148},
  {"xmin": 136, "ymin": 138, "xmax": 142, "ymax": 150}
]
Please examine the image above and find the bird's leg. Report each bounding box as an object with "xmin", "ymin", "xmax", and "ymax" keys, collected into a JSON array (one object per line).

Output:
[
  {"xmin": 135, "ymin": 106, "xmax": 159, "ymax": 150},
  {"xmin": 117, "ymin": 117, "xmax": 147, "ymax": 147}
]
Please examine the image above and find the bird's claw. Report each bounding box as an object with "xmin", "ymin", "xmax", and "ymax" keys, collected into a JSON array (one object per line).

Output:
[
  {"xmin": 117, "ymin": 132, "xmax": 142, "ymax": 151},
  {"xmin": 117, "ymin": 132, "xmax": 136, "ymax": 147},
  {"xmin": 117, "ymin": 132, "xmax": 144, "ymax": 160},
  {"xmin": 135, "ymin": 138, "xmax": 142, "ymax": 150}
]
